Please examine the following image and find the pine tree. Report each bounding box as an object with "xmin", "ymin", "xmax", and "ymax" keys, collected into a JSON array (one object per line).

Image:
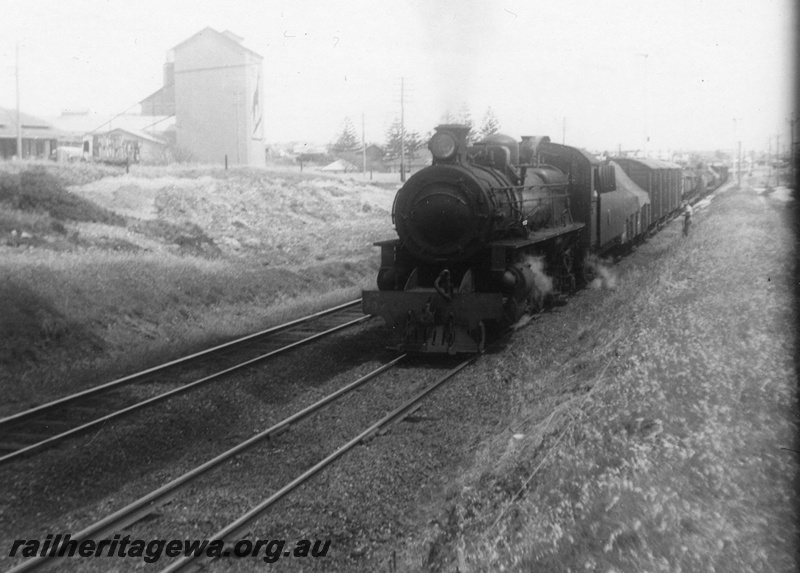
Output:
[
  {"xmin": 405, "ymin": 130, "xmax": 422, "ymax": 157},
  {"xmin": 457, "ymin": 103, "xmax": 477, "ymax": 144},
  {"xmin": 479, "ymin": 107, "xmax": 500, "ymax": 139},
  {"xmin": 384, "ymin": 119, "xmax": 403, "ymax": 161},
  {"xmin": 384, "ymin": 119, "xmax": 422, "ymax": 161},
  {"xmin": 332, "ymin": 117, "xmax": 359, "ymax": 153}
]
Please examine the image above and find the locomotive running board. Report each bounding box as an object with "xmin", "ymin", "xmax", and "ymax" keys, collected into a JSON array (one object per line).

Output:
[{"xmin": 489, "ymin": 222, "xmax": 585, "ymax": 249}]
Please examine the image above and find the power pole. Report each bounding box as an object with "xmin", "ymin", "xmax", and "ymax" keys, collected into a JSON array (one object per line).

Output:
[
  {"xmin": 562, "ymin": 117, "xmax": 566, "ymax": 145},
  {"xmin": 638, "ymin": 53, "xmax": 649, "ymax": 156},
  {"xmin": 767, "ymin": 136, "xmax": 773, "ymax": 188},
  {"xmin": 733, "ymin": 117, "xmax": 741, "ymax": 186},
  {"xmin": 738, "ymin": 140, "xmax": 742, "ymax": 187},
  {"xmin": 361, "ymin": 112, "xmax": 367, "ymax": 177},
  {"xmin": 790, "ymin": 114, "xmax": 797, "ymax": 186},
  {"xmin": 235, "ymin": 90, "xmax": 241, "ymax": 164},
  {"xmin": 400, "ymin": 77, "xmax": 406, "ymax": 183},
  {"xmin": 15, "ymin": 42, "xmax": 22, "ymax": 160}
]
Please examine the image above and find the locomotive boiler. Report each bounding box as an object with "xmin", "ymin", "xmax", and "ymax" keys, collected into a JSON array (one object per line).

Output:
[{"xmin": 363, "ymin": 125, "xmax": 594, "ymax": 354}]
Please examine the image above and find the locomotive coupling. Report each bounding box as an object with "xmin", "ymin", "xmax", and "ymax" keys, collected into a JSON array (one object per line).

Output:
[{"xmin": 361, "ymin": 289, "xmax": 504, "ymax": 354}]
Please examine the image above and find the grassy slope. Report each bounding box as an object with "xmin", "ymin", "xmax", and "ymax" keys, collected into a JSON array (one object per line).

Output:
[
  {"xmin": 0, "ymin": 162, "xmax": 396, "ymax": 414},
  {"xmin": 401, "ymin": 178, "xmax": 798, "ymax": 571}
]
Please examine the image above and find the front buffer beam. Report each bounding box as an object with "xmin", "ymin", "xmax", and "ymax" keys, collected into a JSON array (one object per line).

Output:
[{"xmin": 362, "ymin": 289, "xmax": 504, "ymax": 354}]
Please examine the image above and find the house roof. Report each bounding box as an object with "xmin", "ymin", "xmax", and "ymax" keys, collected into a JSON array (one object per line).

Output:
[
  {"xmin": 0, "ymin": 107, "xmax": 65, "ymax": 139},
  {"xmin": 49, "ymin": 112, "xmax": 175, "ymax": 137},
  {"xmin": 171, "ymin": 27, "xmax": 262, "ymax": 60},
  {"xmin": 292, "ymin": 142, "xmax": 328, "ymax": 155},
  {"xmin": 139, "ymin": 83, "xmax": 175, "ymax": 108},
  {"xmin": 105, "ymin": 127, "xmax": 168, "ymax": 145},
  {"xmin": 321, "ymin": 159, "xmax": 358, "ymax": 172}
]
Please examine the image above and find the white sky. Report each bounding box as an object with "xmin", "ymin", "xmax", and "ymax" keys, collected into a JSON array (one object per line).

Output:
[{"xmin": 0, "ymin": 0, "xmax": 796, "ymax": 153}]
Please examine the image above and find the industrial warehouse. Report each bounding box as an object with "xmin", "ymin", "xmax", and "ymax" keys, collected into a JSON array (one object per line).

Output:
[{"xmin": 2, "ymin": 27, "xmax": 264, "ymax": 166}]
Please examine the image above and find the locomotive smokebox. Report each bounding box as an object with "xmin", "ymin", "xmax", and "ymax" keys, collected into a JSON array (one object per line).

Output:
[{"xmin": 393, "ymin": 163, "xmax": 490, "ymax": 261}]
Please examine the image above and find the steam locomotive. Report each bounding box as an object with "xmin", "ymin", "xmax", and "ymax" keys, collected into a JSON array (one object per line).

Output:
[{"xmin": 362, "ymin": 124, "xmax": 724, "ymax": 354}]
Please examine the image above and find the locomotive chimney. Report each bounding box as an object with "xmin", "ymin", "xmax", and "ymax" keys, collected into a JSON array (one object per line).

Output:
[{"xmin": 434, "ymin": 124, "xmax": 471, "ymax": 163}]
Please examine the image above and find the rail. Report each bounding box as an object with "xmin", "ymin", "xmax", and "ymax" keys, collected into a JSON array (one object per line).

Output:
[
  {"xmin": 0, "ymin": 300, "xmax": 368, "ymax": 464},
  {"xmin": 5, "ymin": 355, "xmax": 408, "ymax": 573}
]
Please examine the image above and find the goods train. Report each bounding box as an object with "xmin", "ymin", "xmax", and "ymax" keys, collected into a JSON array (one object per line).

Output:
[{"xmin": 362, "ymin": 124, "xmax": 727, "ymax": 354}]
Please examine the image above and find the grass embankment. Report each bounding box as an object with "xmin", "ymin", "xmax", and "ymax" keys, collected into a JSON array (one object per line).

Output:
[
  {"xmin": 0, "ymin": 162, "xmax": 395, "ymax": 414},
  {"xmin": 404, "ymin": 181, "xmax": 798, "ymax": 572}
]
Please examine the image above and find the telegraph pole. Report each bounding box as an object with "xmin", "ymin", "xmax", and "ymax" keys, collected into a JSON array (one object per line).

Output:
[
  {"xmin": 400, "ymin": 77, "xmax": 406, "ymax": 183},
  {"xmin": 15, "ymin": 42, "xmax": 22, "ymax": 160},
  {"xmin": 790, "ymin": 114, "xmax": 797, "ymax": 186},
  {"xmin": 638, "ymin": 53, "xmax": 649, "ymax": 156},
  {"xmin": 361, "ymin": 112, "xmax": 366, "ymax": 177},
  {"xmin": 235, "ymin": 90, "xmax": 241, "ymax": 164},
  {"xmin": 562, "ymin": 117, "xmax": 566, "ymax": 145},
  {"xmin": 733, "ymin": 117, "xmax": 741, "ymax": 187},
  {"xmin": 767, "ymin": 135, "xmax": 771, "ymax": 183},
  {"xmin": 738, "ymin": 140, "xmax": 742, "ymax": 187},
  {"xmin": 768, "ymin": 135, "xmax": 771, "ymax": 165}
]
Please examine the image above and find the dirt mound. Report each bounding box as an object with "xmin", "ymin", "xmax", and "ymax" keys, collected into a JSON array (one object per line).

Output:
[
  {"xmin": 0, "ymin": 164, "xmax": 398, "ymax": 259},
  {"xmin": 69, "ymin": 168, "xmax": 396, "ymax": 259}
]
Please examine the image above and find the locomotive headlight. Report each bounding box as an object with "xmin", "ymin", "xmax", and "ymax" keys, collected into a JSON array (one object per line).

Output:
[{"xmin": 429, "ymin": 132, "xmax": 457, "ymax": 161}]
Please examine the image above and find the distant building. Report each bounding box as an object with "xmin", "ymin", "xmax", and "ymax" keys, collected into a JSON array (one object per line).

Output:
[
  {"xmin": 84, "ymin": 128, "xmax": 171, "ymax": 164},
  {"xmin": 321, "ymin": 159, "xmax": 359, "ymax": 173},
  {"xmin": 144, "ymin": 28, "xmax": 265, "ymax": 166},
  {"xmin": 0, "ymin": 107, "xmax": 63, "ymax": 159},
  {"xmin": 329, "ymin": 144, "xmax": 386, "ymax": 173},
  {"xmin": 48, "ymin": 110, "xmax": 173, "ymax": 164},
  {"xmin": 291, "ymin": 142, "xmax": 329, "ymax": 165},
  {"xmin": 384, "ymin": 149, "xmax": 432, "ymax": 174},
  {"xmin": 139, "ymin": 64, "xmax": 176, "ymax": 116}
]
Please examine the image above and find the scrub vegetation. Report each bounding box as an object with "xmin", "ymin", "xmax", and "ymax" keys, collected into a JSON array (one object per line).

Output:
[
  {"xmin": 0, "ymin": 161, "xmax": 395, "ymax": 415},
  {"xmin": 399, "ymin": 172, "xmax": 798, "ymax": 572}
]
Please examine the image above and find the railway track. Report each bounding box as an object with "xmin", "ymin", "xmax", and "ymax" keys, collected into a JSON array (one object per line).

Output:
[
  {"xmin": 0, "ymin": 300, "xmax": 369, "ymax": 465},
  {"xmin": 159, "ymin": 355, "xmax": 479, "ymax": 573},
  {"xmin": 5, "ymin": 353, "xmax": 480, "ymax": 572},
  {"xmin": 5, "ymin": 353, "xmax": 427, "ymax": 572}
]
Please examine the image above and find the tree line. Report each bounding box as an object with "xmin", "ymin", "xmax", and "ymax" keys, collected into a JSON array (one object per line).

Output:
[{"xmin": 330, "ymin": 106, "xmax": 501, "ymax": 161}]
